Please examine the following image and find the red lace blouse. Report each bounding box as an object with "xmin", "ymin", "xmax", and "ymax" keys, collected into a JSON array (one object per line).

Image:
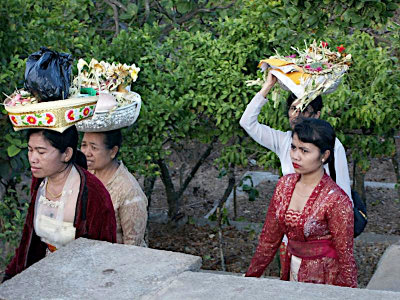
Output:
[{"xmin": 245, "ymin": 173, "xmax": 357, "ymax": 288}]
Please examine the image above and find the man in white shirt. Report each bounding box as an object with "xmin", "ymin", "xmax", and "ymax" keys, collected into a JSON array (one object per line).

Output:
[{"xmin": 240, "ymin": 71, "xmax": 353, "ymax": 204}]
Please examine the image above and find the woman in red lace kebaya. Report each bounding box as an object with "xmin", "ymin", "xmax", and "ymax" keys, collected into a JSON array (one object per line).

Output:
[{"xmin": 245, "ymin": 118, "xmax": 357, "ymax": 287}]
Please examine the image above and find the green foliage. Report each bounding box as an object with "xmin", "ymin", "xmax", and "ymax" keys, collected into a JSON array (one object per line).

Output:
[
  {"xmin": 324, "ymin": 31, "xmax": 400, "ymax": 172},
  {"xmin": 208, "ymin": 207, "xmax": 230, "ymax": 225},
  {"xmin": 0, "ymin": 0, "xmax": 399, "ymax": 228},
  {"xmin": 239, "ymin": 175, "xmax": 260, "ymax": 202},
  {"xmin": 0, "ymin": 186, "xmax": 29, "ymax": 268},
  {"xmin": 0, "ymin": 127, "xmax": 29, "ymax": 181}
]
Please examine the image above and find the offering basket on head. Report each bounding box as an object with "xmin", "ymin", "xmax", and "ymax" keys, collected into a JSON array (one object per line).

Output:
[
  {"xmin": 4, "ymin": 93, "xmax": 98, "ymax": 133},
  {"xmin": 249, "ymin": 40, "xmax": 351, "ymax": 110}
]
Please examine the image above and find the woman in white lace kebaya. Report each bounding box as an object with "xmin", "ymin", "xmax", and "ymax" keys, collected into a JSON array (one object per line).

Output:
[{"xmin": 81, "ymin": 129, "xmax": 148, "ymax": 246}]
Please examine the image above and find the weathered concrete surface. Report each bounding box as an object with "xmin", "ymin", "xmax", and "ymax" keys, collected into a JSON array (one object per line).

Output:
[
  {"xmin": 2, "ymin": 237, "xmax": 400, "ymax": 300},
  {"xmin": 0, "ymin": 238, "xmax": 201, "ymax": 300},
  {"xmin": 146, "ymin": 271, "xmax": 400, "ymax": 300},
  {"xmin": 357, "ymin": 232, "xmax": 400, "ymax": 244},
  {"xmin": 367, "ymin": 243, "xmax": 400, "ymax": 292}
]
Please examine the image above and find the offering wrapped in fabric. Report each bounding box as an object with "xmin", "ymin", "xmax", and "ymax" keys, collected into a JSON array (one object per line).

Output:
[{"xmin": 248, "ymin": 41, "xmax": 351, "ymax": 110}]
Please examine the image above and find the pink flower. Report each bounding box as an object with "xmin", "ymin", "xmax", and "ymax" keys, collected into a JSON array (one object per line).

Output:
[
  {"xmin": 316, "ymin": 67, "xmax": 323, "ymax": 72},
  {"xmin": 305, "ymin": 65, "xmax": 311, "ymax": 69},
  {"xmin": 321, "ymin": 41, "xmax": 328, "ymax": 48}
]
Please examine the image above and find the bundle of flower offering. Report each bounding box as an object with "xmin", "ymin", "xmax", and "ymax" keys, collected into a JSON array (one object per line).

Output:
[
  {"xmin": 70, "ymin": 58, "xmax": 140, "ymax": 109},
  {"xmin": 72, "ymin": 58, "xmax": 142, "ymax": 132},
  {"xmin": 247, "ymin": 40, "xmax": 352, "ymax": 110},
  {"xmin": 3, "ymin": 89, "xmax": 38, "ymax": 107}
]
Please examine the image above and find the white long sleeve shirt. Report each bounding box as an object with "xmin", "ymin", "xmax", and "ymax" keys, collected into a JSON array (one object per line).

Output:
[{"xmin": 240, "ymin": 92, "xmax": 353, "ymax": 204}]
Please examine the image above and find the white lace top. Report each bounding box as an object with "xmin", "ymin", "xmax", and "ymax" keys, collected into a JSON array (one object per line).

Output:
[
  {"xmin": 34, "ymin": 166, "xmax": 80, "ymax": 249},
  {"xmin": 102, "ymin": 162, "xmax": 148, "ymax": 245}
]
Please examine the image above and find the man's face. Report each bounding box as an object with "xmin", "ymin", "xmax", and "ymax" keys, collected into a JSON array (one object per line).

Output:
[{"xmin": 288, "ymin": 100, "xmax": 319, "ymax": 129}]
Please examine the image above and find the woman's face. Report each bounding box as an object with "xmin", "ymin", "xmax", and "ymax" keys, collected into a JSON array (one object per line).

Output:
[
  {"xmin": 81, "ymin": 132, "xmax": 115, "ymax": 171},
  {"xmin": 290, "ymin": 133, "xmax": 327, "ymax": 175},
  {"xmin": 28, "ymin": 132, "xmax": 68, "ymax": 178}
]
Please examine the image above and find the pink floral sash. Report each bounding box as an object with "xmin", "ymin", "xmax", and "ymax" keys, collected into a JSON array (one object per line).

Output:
[{"xmin": 288, "ymin": 239, "xmax": 338, "ymax": 259}]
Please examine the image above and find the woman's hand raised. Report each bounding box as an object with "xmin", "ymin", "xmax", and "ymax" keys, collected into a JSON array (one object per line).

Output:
[{"xmin": 260, "ymin": 71, "xmax": 277, "ymax": 98}]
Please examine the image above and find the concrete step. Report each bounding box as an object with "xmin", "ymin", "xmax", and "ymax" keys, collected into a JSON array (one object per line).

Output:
[
  {"xmin": 2, "ymin": 238, "xmax": 400, "ymax": 299},
  {"xmin": 367, "ymin": 243, "xmax": 400, "ymax": 292}
]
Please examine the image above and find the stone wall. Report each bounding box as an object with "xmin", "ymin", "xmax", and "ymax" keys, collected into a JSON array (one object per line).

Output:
[{"xmin": 1, "ymin": 238, "xmax": 399, "ymax": 300}]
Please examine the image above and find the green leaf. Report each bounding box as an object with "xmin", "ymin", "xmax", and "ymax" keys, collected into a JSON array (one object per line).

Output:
[
  {"xmin": 242, "ymin": 184, "xmax": 251, "ymax": 191},
  {"xmin": 176, "ymin": 1, "xmax": 191, "ymax": 14},
  {"xmin": 7, "ymin": 145, "xmax": 21, "ymax": 157},
  {"xmin": 287, "ymin": 7, "xmax": 298, "ymax": 16},
  {"xmin": 218, "ymin": 169, "xmax": 227, "ymax": 178}
]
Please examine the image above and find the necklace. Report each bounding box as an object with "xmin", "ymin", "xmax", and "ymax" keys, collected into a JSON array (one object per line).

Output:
[{"xmin": 46, "ymin": 180, "xmax": 63, "ymax": 199}]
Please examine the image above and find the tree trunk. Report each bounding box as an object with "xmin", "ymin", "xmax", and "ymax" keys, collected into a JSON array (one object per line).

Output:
[
  {"xmin": 216, "ymin": 163, "xmax": 236, "ymax": 271},
  {"xmin": 157, "ymin": 159, "xmax": 179, "ymax": 220},
  {"xmin": 353, "ymin": 160, "xmax": 366, "ymax": 204},
  {"xmin": 157, "ymin": 138, "xmax": 217, "ymax": 223},
  {"xmin": 144, "ymin": 175, "xmax": 156, "ymax": 209},
  {"xmin": 392, "ymin": 134, "xmax": 400, "ymax": 200},
  {"xmin": 143, "ymin": 175, "xmax": 156, "ymax": 245}
]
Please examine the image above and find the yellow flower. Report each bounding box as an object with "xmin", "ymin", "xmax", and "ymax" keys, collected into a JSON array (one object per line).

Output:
[{"xmin": 130, "ymin": 65, "xmax": 140, "ymax": 82}]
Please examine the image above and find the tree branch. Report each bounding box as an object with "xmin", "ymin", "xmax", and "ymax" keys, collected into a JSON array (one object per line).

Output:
[
  {"xmin": 140, "ymin": 0, "xmax": 151, "ymax": 26},
  {"xmin": 104, "ymin": 0, "xmax": 120, "ymax": 37},
  {"xmin": 110, "ymin": 0, "xmax": 127, "ymax": 12},
  {"xmin": 162, "ymin": 1, "xmax": 236, "ymax": 36},
  {"xmin": 177, "ymin": 136, "xmax": 218, "ymax": 199},
  {"xmin": 154, "ymin": 0, "xmax": 175, "ymax": 22},
  {"xmin": 157, "ymin": 159, "xmax": 176, "ymax": 195}
]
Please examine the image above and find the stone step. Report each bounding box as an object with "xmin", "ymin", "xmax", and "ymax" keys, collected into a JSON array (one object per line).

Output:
[
  {"xmin": 2, "ymin": 238, "xmax": 400, "ymax": 299},
  {"xmin": 367, "ymin": 243, "xmax": 400, "ymax": 292}
]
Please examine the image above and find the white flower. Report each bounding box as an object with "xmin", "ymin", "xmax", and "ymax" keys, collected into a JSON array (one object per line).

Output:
[
  {"xmin": 77, "ymin": 59, "xmax": 88, "ymax": 72},
  {"xmin": 88, "ymin": 58, "xmax": 99, "ymax": 69}
]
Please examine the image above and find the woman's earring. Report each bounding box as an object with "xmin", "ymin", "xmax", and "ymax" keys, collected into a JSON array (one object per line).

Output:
[{"xmin": 321, "ymin": 159, "xmax": 325, "ymax": 163}]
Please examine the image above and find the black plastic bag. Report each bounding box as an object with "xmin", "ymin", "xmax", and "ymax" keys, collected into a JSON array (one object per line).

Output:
[
  {"xmin": 24, "ymin": 47, "xmax": 73, "ymax": 101},
  {"xmin": 352, "ymin": 190, "xmax": 367, "ymax": 238}
]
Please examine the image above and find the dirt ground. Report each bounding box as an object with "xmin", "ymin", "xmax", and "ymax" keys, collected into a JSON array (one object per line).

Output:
[{"xmin": 146, "ymin": 152, "xmax": 400, "ymax": 288}]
